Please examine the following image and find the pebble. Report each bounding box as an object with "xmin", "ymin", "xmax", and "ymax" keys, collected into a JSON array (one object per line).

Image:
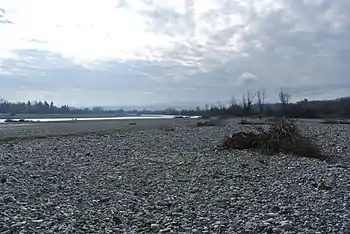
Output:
[
  {"xmin": 0, "ymin": 120, "xmax": 348, "ymax": 233},
  {"xmin": 266, "ymin": 213, "xmax": 279, "ymax": 218},
  {"xmin": 270, "ymin": 206, "xmax": 280, "ymax": 213},
  {"xmin": 150, "ymin": 223, "xmax": 159, "ymax": 229},
  {"xmin": 245, "ymin": 221, "xmax": 256, "ymax": 229},
  {"xmin": 160, "ymin": 227, "xmax": 172, "ymax": 232},
  {"xmin": 280, "ymin": 221, "xmax": 293, "ymax": 231}
]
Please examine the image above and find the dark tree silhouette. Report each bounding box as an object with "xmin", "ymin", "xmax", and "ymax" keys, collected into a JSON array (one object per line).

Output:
[{"xmin": 256, "ymin": 89, "xmax": 266, "ymax": 117}]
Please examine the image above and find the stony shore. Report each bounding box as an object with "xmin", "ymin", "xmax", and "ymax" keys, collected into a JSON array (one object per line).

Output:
[{"xmin": 0, "ymin": 119, "xmax": 349, "ymax": 233}]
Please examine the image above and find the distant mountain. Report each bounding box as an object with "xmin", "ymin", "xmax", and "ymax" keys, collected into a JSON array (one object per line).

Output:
[{"xmin": 100, "ymin": 101, "xmax": 206, "ymax": 111}]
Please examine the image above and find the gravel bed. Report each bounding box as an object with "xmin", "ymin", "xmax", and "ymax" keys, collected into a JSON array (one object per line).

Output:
[
  {"xmin": 0, "ymin": 120, "xmax": 349, "ymax": 233},
  {"xmin": 0, "ymin": 119, "xmax": 197, "ymax": 141}
]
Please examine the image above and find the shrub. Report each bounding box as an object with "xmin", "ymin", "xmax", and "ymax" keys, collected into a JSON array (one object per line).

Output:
[
  {"xmin": 239, "ymin": 119, "xmax": 268, "ymax": 125},
  {"xmin": 197, "ymin": 118, "xmax": 225, "ymax": 127},
  {"xmin": 162, "ymin": 127, "xmax": 175, "ymax": 131},
  {"xmin": 197, "ymin": 120, "xmax": 216, "ymax": 127},
  {"xmin": 240, "ymin": 119, "xmax": 251, "ymax": 125},
  {"xmin": 222, "ymin": 118, "xmax": 325, "ymax": 160}
]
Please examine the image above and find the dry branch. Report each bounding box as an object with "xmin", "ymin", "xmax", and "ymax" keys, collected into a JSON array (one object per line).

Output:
[{"xmin": 222, "ymin": 118, "xmax": 324, "ymax": 160}]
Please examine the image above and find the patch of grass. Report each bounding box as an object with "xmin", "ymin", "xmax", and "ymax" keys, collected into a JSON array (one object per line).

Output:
[{"xmin": 222, "ymin": 118, "xmax": 325, "ymax": 160}]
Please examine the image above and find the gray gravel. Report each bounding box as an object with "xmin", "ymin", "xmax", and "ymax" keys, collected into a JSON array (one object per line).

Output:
[
  {"xmin": 0, "ymin": 119, "xmax": 198, "ymax": 141},
  {"xmin": 0, "ymin": 120, "xmax": 349, "ymax": 233}
]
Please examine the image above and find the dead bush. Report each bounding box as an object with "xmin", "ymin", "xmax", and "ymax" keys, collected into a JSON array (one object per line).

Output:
[
  {"xmin": 222, "ymin": 118, "xmax": 325, "ymax": 160},
  {"xmin": 240, "ymin": 119, "xmax": 252, "ymax": 125},
  {"xmin": 197, "ymin": 120, "xmax": 216, "ymax": 127},
  {"xmin": 197, "ymin": 118, "xmax": 225, "ymax": 127},
  {"xmin": 162, "ymin": 127, "xmax": 175, "ymax": 132},
  {"xmin": 239, "ymin": 119, "xmax": 268, "ymax": 125}
]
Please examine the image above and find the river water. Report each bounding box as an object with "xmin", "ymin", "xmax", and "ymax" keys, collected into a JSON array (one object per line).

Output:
[{"xmin": 0, "ymin": 115, "xmax": 200, "ymax": 124}]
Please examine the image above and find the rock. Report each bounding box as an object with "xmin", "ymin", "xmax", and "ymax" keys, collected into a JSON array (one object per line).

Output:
[
  {"xmin": 273, "ymin": 227, "xmax": 283, "ymax": 234},
  {"xmin": 32, "ymin": 219, "xmax": 44, "ymax": 223},
  {"xmin": 0, "ymin": 177, "xmax": 7, "ymax": 184},
  {"xmin": 214, "ymin": 221, "xmax": 222, "ymax": 225},
  {"xmin": 280, "ymin": 206, "xmax": 293, "ymax": 214},
  {"xmin": 1, "ymin": 196, "xmax": 16, "ymax": 204},
  {"xmin": 11, "ymin": 221, "xmax": 27, "ymax": 228},
  {"xmin": 266, "ymin": 213, "xmax": 279, "ymax": 218},
  {"xmin": 163, "ymin": 128, "xmax": 175, "ymax": 132},
  {"xmin": 280, "ymin": 221, "xmax": 293, "ymax": 231},
  {"xmin": 1, "ymin": 230, "xmax": 11, "ymax": 234},
  {"xmin": 171, "ymin": 212, "xmax": 183, "ymax": 217},
  {"xmin": 160, "ymin": 227, "xmax": 172, "ymax": 233},
  {"xmin": 113, "ymin": 216, "xmax": 122, "ymax": 225},
  {"xmin": 270, "ymin": 206, "xmax": 280, "ymax": 213},
  {"xmin": 266, "ymin": 218, "xmax": 276, "ymax": 223},
  {"xmin": 318, "ymin": 182, "xmax": 332, "ymax": 191},
  {"xmin": 150, "ymin": 223, "xmax": 159, "ymax": 229},
  {"xmin": 245, "ymin": 221, "xmax": 256, "ymax": 229}
]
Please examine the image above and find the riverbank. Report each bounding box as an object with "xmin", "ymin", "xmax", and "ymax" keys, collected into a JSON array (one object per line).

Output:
[
  {"xmin": 0, "ymin": 118, "xmax": 198, "ymax": 142},
  {"xmin": 0, "ymin": 113, "xmax": 136, "ymax": 119},
  {"xmin": 0, "ymin": 113, "xmax": 194, "ymax": 124},
  {"xmin": 0, "ymin": 119, "xmax": 349, "ymax": 233}
]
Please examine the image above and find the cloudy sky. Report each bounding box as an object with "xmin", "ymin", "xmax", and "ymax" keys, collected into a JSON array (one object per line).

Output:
[{"xmin": 1, "ymin": 0, "xmax": 350, "ymax": 107}]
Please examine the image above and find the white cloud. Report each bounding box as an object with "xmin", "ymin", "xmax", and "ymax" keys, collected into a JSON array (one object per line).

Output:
[
  {"xmin": 0, "ymin": 0, "xmax": 275, "ymax": 67},
  {"xmin": 0, "ymin": 0, "xmax": 350, "ymax": 106},
  {"xmin": 236, "ymin": 71, "xmax": 258, "ymax": 85},
  {"xmin": 1, "ymin": 0, "xmax": 174, "ymax": 64}
]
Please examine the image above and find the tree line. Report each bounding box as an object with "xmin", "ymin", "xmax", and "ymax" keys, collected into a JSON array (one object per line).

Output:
[
  {"xmin": 1, "ymin": 90, "xmax": 349, "ymax": 118},
  {"xmin": 157, "ymin": 90, "xmax": 350, "ymax": 119},
  {"xmin": 0, "ymin": 99, "xmax": 123, "ymax": 115}
]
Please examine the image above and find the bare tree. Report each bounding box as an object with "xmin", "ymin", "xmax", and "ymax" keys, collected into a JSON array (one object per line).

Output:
[
  {"xmin": 216, "ymin": 101, "xmax": 225, "ymax": 110},
  {"xmin": 279, "ymin": 89, "xmax": 291, "ymax": 105},
  {"xmin": 256, "ymin": 89, "xmax": 266, "ymax": 116},
  {"xmin": 279, "ymin": 89, "xmax": 292, "ymax": 116},
  {"xmin": 247, "ymin": 92, "xmax": 254, "ymax": 109},
  {"xmin": 242, "ymin": 94, "xmax": 247, "ymax": 108},
  {"xmin": 242, "ymin": 92, "xmax": 254, "ymax": 115}
]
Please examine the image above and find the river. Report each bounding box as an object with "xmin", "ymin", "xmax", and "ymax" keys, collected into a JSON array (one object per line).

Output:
[{"xmin": 0, "ymin": 115, "xmax": 200, "ymax": 124}]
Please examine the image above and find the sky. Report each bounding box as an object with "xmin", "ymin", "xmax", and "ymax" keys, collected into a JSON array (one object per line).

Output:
[{"xmin": 0, "ymin": 0, "xmax": 350, "ymax": 107}]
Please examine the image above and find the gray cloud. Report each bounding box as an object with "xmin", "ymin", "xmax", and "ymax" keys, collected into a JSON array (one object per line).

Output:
[{"xmin": 1, "ymin": 0, "xmax": 350, "ymax": 106}]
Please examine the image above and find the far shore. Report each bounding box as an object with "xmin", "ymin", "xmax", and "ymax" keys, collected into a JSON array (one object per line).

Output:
[{"xmin": 0, "ymin": 112, "xmax": 142, "ymax": 119}]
